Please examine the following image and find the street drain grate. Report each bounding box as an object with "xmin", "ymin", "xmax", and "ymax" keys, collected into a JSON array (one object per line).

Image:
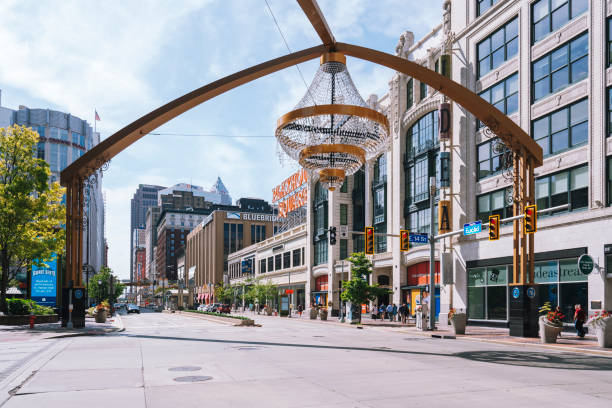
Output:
[
  {"xmin": 234, "ymin": 346, "xmax": 261, "ymax": 350},
  {"xmin": 169, "ymin": 366, "xmax": 202, "ymax": 372},
  {"xmin": 312, "ymin": 335, "xmax": 325, "ymax": 338},
  {"xmin": 173, "ymin": 376, "xmax": 213, "ymax": 383}
]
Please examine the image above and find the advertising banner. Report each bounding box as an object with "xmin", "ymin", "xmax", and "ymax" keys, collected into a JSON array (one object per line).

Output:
[{"xmin": 31, "ymin": 254, "xmax": 58, "ymax": 307}]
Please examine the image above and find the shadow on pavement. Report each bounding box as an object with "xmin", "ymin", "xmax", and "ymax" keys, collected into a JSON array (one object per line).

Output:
[
  {"xmin": 120, "ymin": 334, "xmax": 612, "ymax": 370},
  {"xmin": 454, "ymin": 350, "xmax": 612, "ymax": 371}
]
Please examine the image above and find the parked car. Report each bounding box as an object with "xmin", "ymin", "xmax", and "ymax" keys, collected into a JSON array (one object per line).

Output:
[
  {"xmin": 127, "ymin": 304, "xmax": 140, "ymax": 314},
  {"xmin": 209, "ymin": 303, "xmax": 222, "ymax": 313},
  {"xmin": 218, "ymin": 304, "xmax": 231, "ymax": 314},
  {"xmin": 197, "ymin": 304, "xmax": 206, "ymax": 311},
  {"xmin": 114, "ymin": 303, "xmax": 126, "ymax": 311}
]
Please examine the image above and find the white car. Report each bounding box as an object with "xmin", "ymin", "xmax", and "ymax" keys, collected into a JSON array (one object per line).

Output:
[{"xmin": 197, "ymin": 304, "xmax": 206, "ymax": 311}]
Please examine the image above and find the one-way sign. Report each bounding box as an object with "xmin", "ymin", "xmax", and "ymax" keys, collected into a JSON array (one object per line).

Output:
[{"xmin": 463, "ymin": 221, "xmax": 482, "ymax": 236}]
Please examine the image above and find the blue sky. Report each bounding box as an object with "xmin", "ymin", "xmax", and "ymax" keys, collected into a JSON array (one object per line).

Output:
[{"xmin": 0, "ymin": 0, "xmax": 442, "ymax": 279}]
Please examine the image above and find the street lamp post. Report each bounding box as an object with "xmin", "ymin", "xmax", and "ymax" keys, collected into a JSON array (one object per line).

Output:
[{"xmin": 428, "ymin": 176, "xmax": 436, "ymax": 331}]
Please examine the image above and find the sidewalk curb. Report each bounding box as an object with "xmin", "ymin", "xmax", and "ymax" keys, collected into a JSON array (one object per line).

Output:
[{"xmin": 45, "ymin": 314, "xmax": 125, "ymax": 339}]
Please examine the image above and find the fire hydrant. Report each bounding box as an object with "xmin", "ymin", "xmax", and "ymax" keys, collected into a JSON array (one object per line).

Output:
[{"xmin": 29, "ymin": 314, "xmax": 36, "ymax": 329}]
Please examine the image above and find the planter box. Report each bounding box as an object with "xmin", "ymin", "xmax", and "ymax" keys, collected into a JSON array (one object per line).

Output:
[
  {"xmin": 309, "ymin": 308, "xmax": 318, "ymax": 320},
  {"xmin": 450, "ymin": 313, "xmax": 467, "ymax": 335},
  {"xmin": 589, "ymin": 316, "xmax": 612, "ymax": 348},
  {"xmin": 539, "ymin": 316, "xmax": 563, "ymax": 343},
  {"xmin": 0, "ymin": 314, "xmax": 59, "ymax": 326}
]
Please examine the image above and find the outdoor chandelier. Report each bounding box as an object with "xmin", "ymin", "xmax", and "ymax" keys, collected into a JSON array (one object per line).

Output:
[{"xmin": 275, "ymin": 52, "xmax": 390, "ymax": 191}]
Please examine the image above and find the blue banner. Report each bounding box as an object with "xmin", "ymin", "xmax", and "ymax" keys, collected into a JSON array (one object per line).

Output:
[{"xmin": 31, "ymin": 254, "xmax": 57, "ymax": 307}]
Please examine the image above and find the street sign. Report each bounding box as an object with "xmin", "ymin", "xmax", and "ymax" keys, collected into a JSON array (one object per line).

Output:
[
  {"xmin": 512, "ymin": 287, "xmax": 520, "ymax": 299},
  {"xmin": 339, "ymin": 225, "xmax": 349, "ymax": 239},
  {"xmin": 527, "ymin": 287, "xmax": 536, "ymax": 299},
  {"xmin": 409, "ymin": 233, "xmax": 428, "ymax": 244},
  {"xmin": 463, "ymin": 221, "xmax": 482, "ymax": 236},
  {"xmin": 578, "ymin": 254, "xmax": 594, "ymax": 275},
  {"xmin": 285, "ymin": 289, "xmax": 294, "ymax": 294}
]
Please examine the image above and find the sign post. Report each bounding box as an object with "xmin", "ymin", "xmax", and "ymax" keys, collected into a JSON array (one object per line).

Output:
[{"xmin": 577, "ymin": 254, "xmax": 595, "ymax": 275}]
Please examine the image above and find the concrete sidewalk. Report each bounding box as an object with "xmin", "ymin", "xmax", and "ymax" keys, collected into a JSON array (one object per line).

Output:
[{"xmin": 0, "ymin": 314, "xmax": 124, "ymax": 343}]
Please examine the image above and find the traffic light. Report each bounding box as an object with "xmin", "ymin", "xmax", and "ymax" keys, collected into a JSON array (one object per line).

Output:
[
  {"xmin": 329, "ymin": 226, "xmax": 337, "ymax": 245},
  {"xmin": 400, "ymin": 229, "xmax": 410, "ymax": 251},
  {"xmin": 365, "ymin": 226, "xmax": 374, "ymax": 255},
  {"xmin": 524, "ymin": 204, "xmax": 537, "ymax": 233},
  {"xmin": 488, "ymin": 215, "xmax": 499, "ymax": 241}
]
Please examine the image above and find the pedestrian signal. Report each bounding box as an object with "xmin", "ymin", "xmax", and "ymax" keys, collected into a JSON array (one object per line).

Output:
[
  {"xmin": 400, "ymin": 229, "xmax": 409, "ymax": 251},
  {"xmin": 488, "ymin": 215, "xmax": 499, "ymax": 240},
  {"xmin": 329, "ymin": 226, "xmax": 337, "ymax": 245},
  {"xmin": 365, "ymin": 227, "xmax": 374, "ymax": 255},
  {"xmin": 524, "ymin": 204, "xmax": 537, "ymax": 233}
]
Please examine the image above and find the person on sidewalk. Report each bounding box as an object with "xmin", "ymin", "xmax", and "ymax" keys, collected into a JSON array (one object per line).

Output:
[
  {"xmin": 297, "ymin": 304, "xmax": 303, "ymax": 318},
  {"xmin": 392, "ymin": 304, "xmax": 398, "ymax": 322},
  {"xmin": 574, "ymin": 304, "xmax": 586, "ymax": 338},
  {"xmin": 399, "ymin": 303, "xmax": 407, "ymax": 324},
  {"xmin": 386, "ymin": 304, "xmax": 393, "ymax": 321},
  {"xmin": 379, "ymin": 304, "xmax": 386, "ymax": 321},
  {"xmin": 371, "ymin": 304, "xmax": 378, "ymax": 320}
]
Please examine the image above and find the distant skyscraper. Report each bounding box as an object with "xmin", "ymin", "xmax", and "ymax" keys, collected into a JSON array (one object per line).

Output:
[{"xmin": 130, "ymin": 185, "xmax": 165, "ymax": 283}]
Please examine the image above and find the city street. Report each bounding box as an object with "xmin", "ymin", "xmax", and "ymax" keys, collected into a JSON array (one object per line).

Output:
[{"xmin": 1, "ymin": 311, "xmax": 611, "ymax": 408}]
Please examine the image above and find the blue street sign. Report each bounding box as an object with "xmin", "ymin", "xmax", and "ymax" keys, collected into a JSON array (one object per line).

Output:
[
  {"xmin": 463, "ymin": 221, "xmax": 482, "ymax": 236},
  {"xmin": 527, "ymin": 287, "xmax": 536, "ymax": 299},
  {"xmin": 408, "ymin": 233, "xmax": 428, "ymax": 244}
]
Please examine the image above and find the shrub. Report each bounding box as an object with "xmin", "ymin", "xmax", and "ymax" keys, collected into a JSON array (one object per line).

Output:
[
  {"xmin": 186, "ymin": 310, "xmax": 250, "ymax": 321},
  {"xmin": 7, "ymin": 298, "xmax": 54, "ymax": 315}
]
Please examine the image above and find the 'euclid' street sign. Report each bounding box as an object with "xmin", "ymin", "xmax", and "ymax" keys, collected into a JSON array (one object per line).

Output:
[
  {"xmin": 463, "ymin": 221, "xmax": 482, "ymax": 236},
  {"xmin": 578, "ymin": 254, "xmax": 594, "ymax": 275},
  {"xmin": 409, "ymin": 233, "xmax": 428, "ymax": 244}
]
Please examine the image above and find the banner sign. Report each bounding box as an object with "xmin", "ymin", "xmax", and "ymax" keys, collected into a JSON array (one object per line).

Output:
[
  {"xmin": 31, "ymin": 254, "xmax": 58, "ymax": 307},
  {"xmin": 272, "ymin": 169, "xmax": 308, "ymax": 218},
  {"xmin": 438, "ymin": 200, "xmax": 451, "ymax": 234}
]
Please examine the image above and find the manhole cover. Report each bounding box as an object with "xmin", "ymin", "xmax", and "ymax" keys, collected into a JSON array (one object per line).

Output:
[
  {"xmin": 173, "ymin": 376, "xmax": 213, "ymax": 383},
  {"xmin": 169, "ymin": 366, "xmax": 201, "ymax": 372},
  {"xmin": 313, "ymin": 335, "xmax": 325, "ymax": 338},
  {"xmin": 234, "ymin": 346, "xmax": 261, "ymax": 350}
]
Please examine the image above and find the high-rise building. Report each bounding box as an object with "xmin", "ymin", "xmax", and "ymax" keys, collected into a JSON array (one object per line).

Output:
[
  {"xmin": 130, "ymin": 185, "xmax": 165, "ymax": 283},
  {"xmin": 0, "ymin": 97, "xmax": 106, "ymax": 277}
]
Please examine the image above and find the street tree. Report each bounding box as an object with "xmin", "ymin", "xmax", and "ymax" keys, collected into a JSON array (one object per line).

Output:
[
  {"xmin": 341, "ymin": 252, "xmax": 391, "ymax": 323},
  {"xmin": 214, "ymin": 283, "xmax": 234, "ymax": 304},
  {"xmin": 88, "ymin": 267, "xmax": 125, "ymax": 305},
  {"xmin": 0, "ymin": 125, "xmax": 65, "ymax": 313}
]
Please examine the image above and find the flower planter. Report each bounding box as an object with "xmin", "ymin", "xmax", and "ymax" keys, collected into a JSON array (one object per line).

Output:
[
  {"xmin": 589, "ymin": 316, "xmax": 612, "ymax": 348},
  {"xmin": 450, "ymin": 313, "xmax": 467, "ymax": 335},
  {"xmin": 539, "ymin": 316, "xmax": 562, "ymax": 343},
  {"xmin": 319, "ymin": 309, "xmax": 328, "ymax": 321},
  {"xmin": 265, "ymin": 307, "xmax": 273, "ymax": 316},
  {"xmin": 95, "ymin": 309, "xmax": 107, "ymax": 323},
  {"xmin": 309, "ymin": 308, "xmax": 318, "ymax": 320}
]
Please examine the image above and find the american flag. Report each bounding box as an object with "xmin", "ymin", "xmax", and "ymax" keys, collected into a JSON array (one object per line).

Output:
[{"xmin": 95, "ymin": 110, "xmax": 101, "ymax": 121}]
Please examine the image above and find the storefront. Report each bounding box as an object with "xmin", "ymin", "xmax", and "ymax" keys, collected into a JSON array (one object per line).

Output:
[
  {"xmin": 467, "ymin": 250, "xmax": 589, "ymax": 324},
  {"xmin": 401, "ymin": 261, "xmax": 440, "ymax": 317},
  {"xmin": 312, "ymin": 275, "xmax": 328, "ymax": 306}
]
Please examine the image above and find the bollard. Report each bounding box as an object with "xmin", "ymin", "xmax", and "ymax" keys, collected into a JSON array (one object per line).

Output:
[{"xmin": 29, "ymin": 314, "xmax": 36, "ymax": 329}]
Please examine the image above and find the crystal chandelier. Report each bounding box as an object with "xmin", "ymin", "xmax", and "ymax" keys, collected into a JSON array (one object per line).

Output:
[{"xmin": 275, "ymin": 53, "xmax": 390, "ymax": 191}]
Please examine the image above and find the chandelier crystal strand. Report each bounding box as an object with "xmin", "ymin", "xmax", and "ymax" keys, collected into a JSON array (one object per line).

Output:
[{"xmin": 276, "ymin": 52, "xmax": 390, "ymax": 191}]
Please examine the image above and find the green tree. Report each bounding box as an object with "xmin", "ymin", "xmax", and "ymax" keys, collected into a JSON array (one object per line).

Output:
[
  {"xmin": 248, "ymin": 279, "xmax": 277, "ymax": 308},
  {"xmin": 0, "ymin": 125, "xmax": 65, "ymax": 313},
  {"xmin": 341, "ymin": 252, "xmax": 391, "ymax": 323},
  {"xmin": 87, "ymin": 267, "xmax": 124, "ymax": 305},
  {"xmin": 214, "ymin": 283, "xmax": 235, "ymax": 304}
]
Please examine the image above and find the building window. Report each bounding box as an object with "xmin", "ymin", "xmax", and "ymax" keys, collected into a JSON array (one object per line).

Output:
[
  {"xmin": 478, "ymin": 73, "xmax": 518, "ymax": 128},
  {"xmin": 407, "ymin": 110, "xmax": 438, "ymax": 156},
  {"xmin": 314, "ymin": 239, "xmax": 328, "ymax": 266},
  {"xmin": 608, "ymin": 157, "xmax": 612, "ymax": 206},
  {"xmin": 408, "ymin": 206, "xmax": 437, "ymax": 236},
  {"xmin": 477, "ymin": 17, "xmax": 518, "ymax": 78},
  {"xmin": 260, "ymin": 259, "xmax": 266, "ymax": 274},
  {"xmin": 532, "ymin": 98, "xmax": 588, "ymax": 157},
  {"xmin": 419, "ymin": 81, "xmax": 427, "ymax": 100},
  {"xmin": 353, "ymin": 234, "xmax": 364, "ymax": 254},
  {"xmin": 224, "ymin": 223, "xmax": 245, "ymax": 254},
  {"xmin": 477, "ymin": 189, "xmax": 513, "ymax": 223},
  {"xmin": 292, "ymin": 249, "xmax": 301, "ymax": 267},
  {"xmin": 532, "ymin": 32, "xmax": 588, "ymax": 102},
  {"xmin": 340, "ymin": 204, "xmax": 348, "ymax": 226},
  {"xmin": 467, "ymin": 266, "xmax": 509, "ymax": 320},
  {"xmin": 36, "ymin": 142, "xmax": 45, "ymax": 160},
  {"xmin": 477, "ymin": 139, "xmax": 509, "ymax": 179},
  {"xmin": 60, "ymin": 129, "xmax": 68, "ymax": 141},
  {"xmin": 375, "ymin": 224, "xmax": 386, "ymax": 253},
  {"xmin": 532, "ymin": 0, "xmax": 588, "ymax": 43},
  {"xmin": 374, "ymin": 153, "xmax": 387, "ymax": 184},
  {"xmin": 274, "ymin": 254, "xmax": 282, "ymax": 271},
  {"xmin": 49, "ymin": 143, "xmax": 59, "ymax": 172},
  {"xmin": 608, "ymin": 18, "xmax": 612, "ymax": 67},
  {"xmin": 477, "ymin": 0, "xmax": 501, "ymax": 16},
  {"xmin": 407, "ymin": 78, "xmax": 414, "ymax": 109},
  {"xmin": 373, "ymin": 186, "xmax": 386, "ymax": 225},
  {"xmin": 412, "ymin": 157, "xmax": 429, "ymax": 203},
  {"xmin": 340, "ymin": 177, "xmax": 348, "ymax": 193},
  {"xmin": 283, "ymin": 251, "xmax": 290, "ymax": 269},
  {"xmin": 536, "ymin": 164, "xmax": 588, "ymax": 213},
  {"xmin": 72, "ymin": 132, "xmax": 80, "ymax": 145},
  {"xmin": 36, "ymin": 126, "xmax": 45, "ymax": 138},
  {"xmin": 608, "ymin": 88, "xmax": 612, "ymax": 138},
  {"xmin": 340, "ymin": 239, "xmax": 348, "ymax": 260},
  {"xmin": 267, "ymin": 256, "xmax": 273, "ymax": 271}
]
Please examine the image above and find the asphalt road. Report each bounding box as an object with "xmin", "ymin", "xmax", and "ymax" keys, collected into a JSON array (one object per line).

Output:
[{"xmin": 2, "ymin": 311, "xmax": 612, "ymax": 408}]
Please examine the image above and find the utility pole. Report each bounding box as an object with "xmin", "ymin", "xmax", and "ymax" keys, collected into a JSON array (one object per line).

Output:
[{"xmin": 428, "ymin": 176, "xmax": 436, "ymax": 331}]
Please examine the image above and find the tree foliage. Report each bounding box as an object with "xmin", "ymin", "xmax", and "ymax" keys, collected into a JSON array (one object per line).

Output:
[
  {"xmin": 87, "ymin": 267, "xmax": 124, "ymax": 305},
  {"xmin": 0, "ymin": 125, "xmax": 65, "ymax": 312},
  {"xmin": 341, "ymin": 252, "xmax": 391, "ymax": 323},
  {"xmin": 214, "ymin": 283, "xmax": 235, "ymax": 304}
]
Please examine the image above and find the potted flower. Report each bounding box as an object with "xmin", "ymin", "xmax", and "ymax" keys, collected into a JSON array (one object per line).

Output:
[
  {"xmin": 587, "ymin": 311, "xmax": 612, "ymax": 348},
  {"xmin": 448, "ymin": 308, "xmax": 467, "ymax": 335},
  {"xmin": 319, "ymin": 307, "xmax": 328, "ymax": 321},
  {"xmin": 538, "ymin": 302, "xmax": 564, "ymax": 343},
  {"xmin": 310, "ymin": 306, "xmax": 318, "ymax": 320},
  {"xmin": 95, "ymin": 300, "xmax": 109, "ymax": 323},
  {"xmin": 265, "ymin": 305, "xmax": 273, "ymax": 316}
]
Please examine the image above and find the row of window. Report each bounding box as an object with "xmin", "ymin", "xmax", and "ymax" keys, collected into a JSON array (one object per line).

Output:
[
  {"xmin": 223, "ymin": 223, "xmax": 244, "ymax": 256},
  {"xmin": 251, "ymin": 224, "xmax": 266, "ymax": 245},
  {"xmin": 259, "ymin": 248, "xmax": 305, "ymax": 274}
]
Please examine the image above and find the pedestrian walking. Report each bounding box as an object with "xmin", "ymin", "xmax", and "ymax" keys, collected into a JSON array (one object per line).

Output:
[
  {"xmin": 392, "ymin": 304, "xmax": 398, "ymax": 322},
  {"xmin": 379, "ymin": 304, "xmax": 386, "ymax": 321},
  {"xmin": 399, "ymin": 303, "xmax": 407, "ymax": 324},
  {"xmin": 371, "ymin": 304, "xmax": 378, "ymax": 320},
  {"xmin": 386, "ymin": 304, "xmax": 393, "ymax": 321},
  {"xmin": 298, "ymin": 304, "xmax": 303, "ymax": 318},
  {"xmin": 574, "ymin": 304, "xmax": 586, "ymax": 338}
]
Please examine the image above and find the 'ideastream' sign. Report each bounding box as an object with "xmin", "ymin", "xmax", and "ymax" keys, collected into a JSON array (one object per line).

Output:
[{"xmin": 31, "ymin": 254, "xmax": 58, "ymax": 307}]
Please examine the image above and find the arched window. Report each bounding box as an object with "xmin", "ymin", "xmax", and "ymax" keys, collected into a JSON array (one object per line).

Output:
[
  {"xmin": 377, "ymin": 275, "xmax": 390, "ymax": 286},
  {"xmin": 407, "ymin": 110, "xmax": 438, "ymax": 155}
]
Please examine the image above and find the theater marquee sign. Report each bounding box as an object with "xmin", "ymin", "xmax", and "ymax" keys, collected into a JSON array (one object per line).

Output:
[{"xmin": 272, "ymin": 169, "xmax": 308, "ymax": 218}]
